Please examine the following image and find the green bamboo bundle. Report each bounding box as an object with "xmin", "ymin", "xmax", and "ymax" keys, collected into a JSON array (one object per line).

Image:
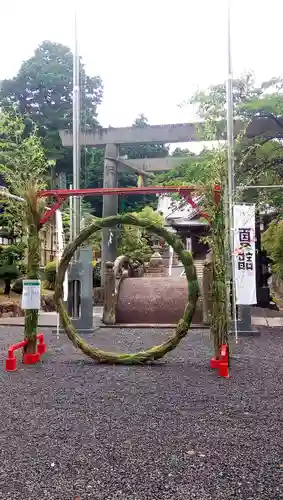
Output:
[
  {"xmin": 24, "ymin": 187, "xmax": 41, "ymax": 354},
  {"xmin": 209, "ymin": 194, "xmax": 229, "ymax": 359},
  {"xmin": 54, "ymin": 214, "xmax": 199, "ymax": 364}
]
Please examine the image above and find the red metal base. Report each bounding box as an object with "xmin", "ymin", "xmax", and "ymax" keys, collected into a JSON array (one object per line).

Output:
[
  {"xmin": 218, "ymin": 361, "xmax": 230, "ymax": 378},
  {"xmin": 23, "ymin": 352, "xmax": 40, "ymax": 365},
  {"xmin": 218, "ymin": 344, "xmax": 230, "ymax": 378},
  {"xmin": 5, "ymin": 340, "xmax": 28, "ymax": 372},
  {"xmin": 210, "ymin": 344, "xmax": 230, "ymax": 378},
  {"xmin": 5, "ymin": 333, "xmax": 47, "ymax": 371},
  {"xmin": 37, "ymin": 333, "xmax": 47, "ymax": 355},
  {"xmin": 37, "ymin": 343, "xmax": 47, "ymax": 355},
  {"xmin": 220, "ymin": 344, "xmax": 228, "ymax": 363},
  {"xmin": 5, "ymin": 356, "xmax": 17, "ymax": 371},
  {"xmin": 210, "ymin": 358, "xmax": 220, "ymax": 369}
]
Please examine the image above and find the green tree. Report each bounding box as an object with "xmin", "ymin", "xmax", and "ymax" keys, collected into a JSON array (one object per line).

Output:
[
  {"xmin": 0, "ymin": 40, "xmax": 103, "ymax": 181},
  {"xmin": 262, "ymin": 219, "xmax": 283, "ymax": 278},
  {"xmin": 0, "ymin": 243, "xmax": 25, "ymax": 295},
  {"xmin": 189, "ymin": 73, "xmax": 283, "ymax": 207},
  {"xmin": 154, "ymin": 150, "xmax": 214, "ymax": 187},
  {"xmin": 0, "ymin": 111, "xmax": 51, "ymax": 234},
  {"xmin": 82, "ymin": 114, "xmax": 170, "ymax": 217},
  {"xmin": 118, "ymin": 206, "xmax": 164, "ymax": 261},
  {"xmin": 62, "ymin": 200, "xmax": 101, "ymax": 251},
  {"xmin": 119, "ymin": 114, "xmax": 169, "ymax": 213},
  {"xmin": 72, "ymin": 206, "xmax": 165, "ymax": 262},
  {"xmin": 156, "ymin": 74, "xmax": 283, "ymax": 210},
  {"xmin": 171, "ymin": 147, "xmax": 195, "ymax": 157},
  {"xmin": 0, "ymin": 110, "xmax": 51, "ymax": 353},
  {"xmin": 189, "ymin": 72, "xmax": 283, "ymax": 134},
  {"xmin": 121, "ymin": 114, "xmax": 169, "ymax": 160},
  {"xmin": 79, "ymin": 147, "xmax": 104, "ymax": 216}
]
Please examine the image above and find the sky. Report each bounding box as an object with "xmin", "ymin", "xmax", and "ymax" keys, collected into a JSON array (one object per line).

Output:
[{"xmin": 1, "ymin": 0, "xmax": 283, "ymax": 147}]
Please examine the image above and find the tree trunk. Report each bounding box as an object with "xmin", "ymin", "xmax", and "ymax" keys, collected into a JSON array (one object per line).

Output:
[
  {"xmin": 23, "ymin": 190, "xmax": 41, "ymax": 356},
  {"xmin": 24, "ymin": 311, "xmax": 38, "ymax": 354},
  {"xmin": 4, "ymin": 279, "xmax": 11, "ymax": 295}
]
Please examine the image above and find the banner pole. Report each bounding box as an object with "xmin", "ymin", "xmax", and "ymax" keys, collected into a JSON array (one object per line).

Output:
[{"xmin": 226, "ymin": 0, "xmax": 238, "ymax": 342}]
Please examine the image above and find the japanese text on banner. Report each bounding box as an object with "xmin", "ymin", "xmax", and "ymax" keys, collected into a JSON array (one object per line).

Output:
[{"xmin": 233, "ymin": 205, "xmax": 257, "ymax": 305}]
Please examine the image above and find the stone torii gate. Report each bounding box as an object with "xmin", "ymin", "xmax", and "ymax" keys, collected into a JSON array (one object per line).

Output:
[
  {"xmin": 60, "ymin": 123, "xmax": 203, "ymax": 268},
  {"xmin": 59, "ymin": 115, "xmax": 283, "ymax": 269}
]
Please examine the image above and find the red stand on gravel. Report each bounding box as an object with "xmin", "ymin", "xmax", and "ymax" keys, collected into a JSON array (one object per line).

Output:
[
  {"xmin": 36, "ymin": 333, "xmax": 47, "ymax": 355},
  {"xmin": 23, "ymin": 352, "xmax": 40, "ymax": 365},
  {"xmin": 5, "ymin": 340, "xmax": 27, "ymax": 371},
  {"xmin": 210, "ymin": 343, "xmax": 230, "ymax": 378},
  {"xmin": 209, "ymin": 357, "xmax": 220, "ymax": 369},
  {"xmin": 5, "ymin": 333, "xmax": 47, "ymax": 372}
]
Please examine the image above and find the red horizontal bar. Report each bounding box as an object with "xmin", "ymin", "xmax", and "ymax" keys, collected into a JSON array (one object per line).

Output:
[
  {"xmin": 8, "ymin": 340, "xmax": 28, "ymax": 356},
  {"xmin": 37, "ymin": 186, "xmax": 204, "ymax": 198}
]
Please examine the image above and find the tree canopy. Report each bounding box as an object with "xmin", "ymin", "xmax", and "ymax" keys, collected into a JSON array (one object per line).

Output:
[
  {"xmin": 0, "ymin": 111, "xmax": 51, "ymax": 235},
  {"xmin": 0, "ymin": 111, "xmax": 51, "ymax": 293},
  {"xmin": 77, "ymin": 113, "xmax": 170, "ymax": 217},
  {"xmin": 119, "ymin": 114, "xmax": 169, "ymax": 213},
  {"xmin": 190, "ymin": 73, "xmax": 283, "ymax": 198},
  {"xmin": 155, "ymin": 72, "xmax": 283, "ymax": 210},
  {"xmin": 0, "ymin": 41, "xmax": 103, "ymax": 150},
  {"xmin": 0, "ymin": 45, "xmax": 170, "ymax": 217},
  {"xmin": 0, "ymin": 40, "xmax": 103, "ymax": 187},
  {"xmin": 189, "ymin": 72, "xmax": 283, "ymax": 125},
  {"xmin": 117, "ymin": 206, "xmax": 165, "ymax": 262}
]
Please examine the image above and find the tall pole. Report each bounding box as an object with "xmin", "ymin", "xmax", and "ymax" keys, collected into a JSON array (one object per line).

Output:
[
  {"xmin": 73, "ymin": 11, "xmax": 81, "ymax": 243},
  {"xmin": 72, "ymin": 11, "xmax": 81, "ymax": 316},
  {"xmin": 69, "ymin": 184, "xmax": 73, "ymax": 242},
  {"xmin": 226, "ymin": 0, "xmax": 238, "ymax": 341}
]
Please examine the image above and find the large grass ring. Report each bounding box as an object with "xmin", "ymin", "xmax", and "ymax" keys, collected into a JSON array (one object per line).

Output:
[{"xmin": 54, "ymin": 214, "xmax": 199, "ymax": 364}]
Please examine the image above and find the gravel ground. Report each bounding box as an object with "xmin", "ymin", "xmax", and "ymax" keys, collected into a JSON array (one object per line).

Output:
[{"xmin": 0, "ymin": 326, "xmax": 282, "ymax": 500}]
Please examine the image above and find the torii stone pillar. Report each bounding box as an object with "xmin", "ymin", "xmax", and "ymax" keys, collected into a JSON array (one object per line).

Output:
[{"xmin": 101, "ymin": 143, "xmax": 119, "ymax": 284}]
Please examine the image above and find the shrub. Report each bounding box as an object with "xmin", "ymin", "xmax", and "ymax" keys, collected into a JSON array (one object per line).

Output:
[
  {"xmin": 0, "ymin": 243, "xmax": 25, "ymax": 295},
  {"xmin": 262, "ymin": 220, "xmax": 283, "ymax": 277},
  {"xmin": 0, "ymin": 263, "xmax": 20, "ymax": 295},
  {"xmin": 18, "ymin": 261, "xmax": 27, "ymax": 276},
  {"xmin": 117, "ymin": 206, "xmax": 165, "ymax": 262},
  {"xmin": 44, "ymin": 260, "xmax": 101, "ymax": 290},
  {"xmin": 44, "ymin": 261, "xmax": 57, "ymax": 290}
]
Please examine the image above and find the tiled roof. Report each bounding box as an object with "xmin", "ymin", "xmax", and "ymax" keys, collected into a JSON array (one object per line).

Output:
[{"xmin": 157, "ymin": 195, "xmax": 204, "ymax": 223}]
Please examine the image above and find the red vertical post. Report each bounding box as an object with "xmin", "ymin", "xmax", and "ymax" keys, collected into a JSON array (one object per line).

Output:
[
  {"xmin": 37, "ymin": 333, "xmax": 47, "ymax": 355},
  {"xmin": 213, "ymin": 185, "xmax": 221, "ymax": 205}
]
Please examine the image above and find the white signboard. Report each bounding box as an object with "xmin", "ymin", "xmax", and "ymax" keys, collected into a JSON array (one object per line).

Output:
[
  {"xmin": 21, "ymin": 280, "xmax": 41, "ymax": 310},
  {"xmin": 233, "ymin": 204, "xmax": 257, "ymax": 305}
]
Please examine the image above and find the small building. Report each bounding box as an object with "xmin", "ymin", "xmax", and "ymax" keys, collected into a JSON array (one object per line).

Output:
[
  {"xmin": 157, "ymin": 195, "xmax": 210, "ymax": 282},
  {"xmin": 157, "ymin": 195, "xmax": 209, "ymax": 258}
]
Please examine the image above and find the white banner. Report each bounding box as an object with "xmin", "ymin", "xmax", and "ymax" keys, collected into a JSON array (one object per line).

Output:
[{"xmin": 233, "ymin": 204, "xmax": 257, "ymax": 305}]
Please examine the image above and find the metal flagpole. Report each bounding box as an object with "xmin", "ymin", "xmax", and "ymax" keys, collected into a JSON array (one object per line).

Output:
[
  {"xmin": 72, "ymin": 10, "xmax": 81, "ymax": 316},
  {"xmin": 226, "ymin": 0, "xmax": 238, "ymax": 342},
  {"xmin": 69, "ymin": 184, "xmax": 73, "ymax": 242}
]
